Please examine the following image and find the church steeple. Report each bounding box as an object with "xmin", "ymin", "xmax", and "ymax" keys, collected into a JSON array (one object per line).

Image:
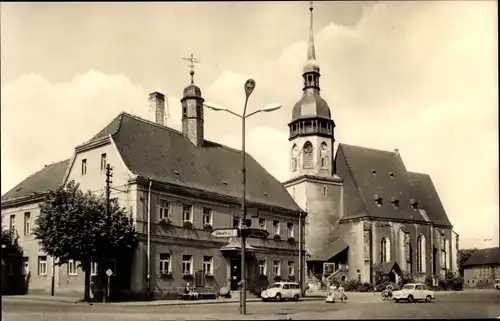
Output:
[{"xmin": 303, "ymin": 1, "xmax": 320, "ymax": 90}]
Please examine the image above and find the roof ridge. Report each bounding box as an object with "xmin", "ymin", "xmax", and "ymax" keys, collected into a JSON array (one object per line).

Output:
[
  {"xmin": 339, "ymin": 143, "xmax": 399, "ymax": 155},
  {"xmin": 120, "ymin": 112, "xmax": 258, "ymax": 156}
]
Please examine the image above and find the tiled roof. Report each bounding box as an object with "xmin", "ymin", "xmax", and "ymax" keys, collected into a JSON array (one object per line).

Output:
[
  {"xmin": 335, "ymin": 144, "xmax": 452, "ymax": 227},
  {"xmin": 1, "ymin": 159, "xmax": 70, "ymax": 202},
  {"xmin": 94, "ymin": 113, "xmax": 302, "ymax": 213},
  {"xmin": 463, "ymin": 247, "xmax": 500, "ymax": 267},
  {"xmin": 308, "ymin": 237, "xmax": 349, "ymax": 262},
  {"xmin": 407, "ymin": 172, "xmax": 452, "ymax": 227},
  {"xmin": 380, "ymin": 261, "xmax": 401, "ymax": 274},
  {"xmin": 336, "ymin": 144, "xmax": 427, "ymax": 222}
]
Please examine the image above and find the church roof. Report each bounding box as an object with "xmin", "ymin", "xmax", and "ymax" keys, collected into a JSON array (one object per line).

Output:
[
  {"xmin": 1, "ymin": 159, "xmax": 70, "ymax": 202},
  {"xmin": 91, "ymin": 113, "xmax": 303, "ymax": 213},
  {"xmin": 336, "ymin": 143, "xmax": 452, "ymax": 227},
  {"xmin": 462, "ymin": 247, "xmax": 500, "ymax": 267}
]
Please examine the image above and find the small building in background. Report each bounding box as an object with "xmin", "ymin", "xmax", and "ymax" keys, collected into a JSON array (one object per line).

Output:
[{"xmin": 462, "ymin": 247, "xmax": 500, "ymax": 288}]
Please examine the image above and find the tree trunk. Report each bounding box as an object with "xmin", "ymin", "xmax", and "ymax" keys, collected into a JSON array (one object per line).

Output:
[{"xmin": 83, "ymin": 260, "xmax": 91, "ymax": 302}]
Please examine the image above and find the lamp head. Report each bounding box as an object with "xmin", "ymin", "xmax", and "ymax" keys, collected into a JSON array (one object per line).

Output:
[{"xmin": 244, "ymin": 79, "xmax": 256, "ymax": 97}]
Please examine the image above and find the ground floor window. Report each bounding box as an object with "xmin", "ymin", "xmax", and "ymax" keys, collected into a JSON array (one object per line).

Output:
[
  {"xmin": 91, "ymin": 262, "xmax": 98, "ymax": 276},
  {"xmin": 22, "ymin": 257, "xmax": 29, "ymax": 275},
  {"xmin": 287, "ymin": 261, "xmax": 295, "ymax": 276},
  {"xmin": 203, "ymin": 256, "xmax": 213, "ymax": 275},
  {"xmin": 68, "ymin": 259, "xmax": 78, "ymax": 276},
  {"xmin": 182, "ymin": 255, "xmax": 193, "ymax": 275},
  {"xmin": 159, "ymin": 254, "xmax": 171, "ymax": 275},
  {"xmin": 259, "ymin": 260, "xmax": 266, "ymax": 275},
  {"xmin": 273, "ymin": 260, "xmax": 281, "ymax": 276},
  {"xmin": 38, "ymin": 256, "xmax": 47, "ymax": 275}
]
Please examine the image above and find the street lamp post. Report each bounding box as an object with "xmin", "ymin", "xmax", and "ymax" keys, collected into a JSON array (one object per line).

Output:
[{"xmin": 204, "ymin": 79, "xmax": 281, "ymax": 315}]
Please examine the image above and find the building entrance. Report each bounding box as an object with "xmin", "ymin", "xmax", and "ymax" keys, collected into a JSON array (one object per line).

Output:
[{"xmin": 230, "ymin": 258, "xmax": 241, "ymax": 291}]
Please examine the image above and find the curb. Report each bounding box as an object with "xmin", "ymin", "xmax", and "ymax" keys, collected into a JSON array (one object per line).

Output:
[{"xmin": 112, "ymin": 296, "xmax": 325, "ymax": 307}]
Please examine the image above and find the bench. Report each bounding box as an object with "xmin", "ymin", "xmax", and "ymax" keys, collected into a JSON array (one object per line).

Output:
[{"xmin": 176, "ymin": 287, "xmax": 217, "ymax": 300}]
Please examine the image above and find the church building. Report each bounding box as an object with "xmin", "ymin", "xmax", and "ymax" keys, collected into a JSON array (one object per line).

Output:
[{"xmin": 283, "ymin": 4, "xmax": 459, "ymax": 287}]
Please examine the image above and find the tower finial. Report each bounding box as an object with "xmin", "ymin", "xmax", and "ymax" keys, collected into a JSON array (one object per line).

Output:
[
  {"xmin": 182, "ymin": 53, "xmax": 201, "ymax": 84},
  {"xmin": 307, "ymin": 1, "xmax": 316, "ymax": 61}
]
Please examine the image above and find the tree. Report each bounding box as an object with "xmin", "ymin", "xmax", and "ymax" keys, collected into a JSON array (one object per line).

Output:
[
  {"xmin": 457, "ymin": 248, "xmax": 478, "ymax": 277},
  {"xmin": 1, "ymin": 230, "xmax": 26, "ymax": 294},
  {"xmin": 33, "ymin": 180, "xmax": 138, "ymax": 302}
]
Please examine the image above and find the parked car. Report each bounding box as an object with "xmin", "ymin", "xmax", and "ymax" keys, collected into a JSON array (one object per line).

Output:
[
  {"xmin": 392, "ymin": 283, "xmax": 435, "ymax": 303},
  {"xmin": 261, "ymin": 281, "xmax": 302, "ymax": 302},
  {"xmin": 495, "ymin": 280, "xmax": 500, "ymax": 290}
]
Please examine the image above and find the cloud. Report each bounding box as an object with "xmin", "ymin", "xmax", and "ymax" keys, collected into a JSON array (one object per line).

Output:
[
  {"xmin": 1, "ymin": 70, "xmax": 149, "ymax": 192},
  {"xmin": 204, "ymin": 1, "xmax": 498, "ymax": 245}
]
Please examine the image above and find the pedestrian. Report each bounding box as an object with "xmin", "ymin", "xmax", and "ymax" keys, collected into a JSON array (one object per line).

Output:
[{"xmin": 338, "ymin": 284, "xmax": 346, "ymax": 303}]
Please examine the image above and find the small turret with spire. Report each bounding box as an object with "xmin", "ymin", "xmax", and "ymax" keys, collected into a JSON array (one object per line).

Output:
[{"xmin": 181, "ymin": 53, "xmax": 205, "ymax": 147}]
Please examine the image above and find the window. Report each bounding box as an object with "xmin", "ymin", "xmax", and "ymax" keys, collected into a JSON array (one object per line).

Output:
[
  {"xmin": 273, "ymin": 260, "xmax": 281, "ymax": 276},
  {"xmin": 203, "ymin": 256, "xmax": 213, "ymax": 275},
  {"xmin": 202, "ymin": 207, "xmax": 213, "ymax": 225},
  {"xmin": 159, "ymin": 200, "xmax": 170, "ymax": 220},
  {"xmin": 9, "ymin": 214, "xmax": 15, "ymax": 233},
  {"xmin": 288, "ymin": 261, "xmax": 295, "ymax": 276},
  {"xmin": 233, "ymin": 217, "xmax": 240, "ymax": 229},
  {"xmin": 303, "ymin": 142, "xmax": 313, "ymax": 169},
  {"xmin": 182, "ymin": 204, "xmax": 192, "ymax": 222},
  {"xmin": 182, "ymin": 255, "xmax": 193, "ymax": 275},
  {"xmin": 24, "ymin": 212, "xmax": 31, "ymax": 235},
  {"xmin": 81, "ymin": 159, "xmax": 87, "ymax": 175},
  {"xmin": 91, "ymin": 262, "xmax": 98, "ymax": 276},
  {"xmin": 272, "ymin": 220, "xmax": 280, "ymax": 235},
  {"xmin": 381, "ymin": 237, "xmax": 390, "ymax": 263},
  {"xmin": 287, "ymin": 223, "xmax": 294, "ymax": 238},
  {"xmin": 259, "ymin": 218, "xmax": 266, "ymax": 230},
  {"xmin": 68, "ymin": 259, "xmax": 78, "ymax": 276},
  {"xmin": 291, "ymin": 145, "xmax": 299, "ymax": 171},
  {"xmin": 417, "ymin": 234, "xmax": 426, "ymax": 272},
  {"xmin": 159, "ymin": 254, "xmax": 171, "ymax": 274},
  {"xmin": 323, "ymin": 185, "xmax": 327, "ymax": 196},
  {"xmin": 22, "ymin": 257, "xmax": 29, "ymax": 276},
  {"xmin": 100, "ymin": 153, "xmax": 107, "ymax": 172},
  {"xmin": 320, "ymin": 142, "xmax": 329, "ymax": 169},
  {"xmin": 410, "ymin": 199, "xmax": 419, "ymax": 211},
  {"xmin": 38, "ymin": 256, "xmax": 47, "ymax": 275},
  {"xmin": 259, "ymin": 260, "xmax": 267, "ymax": 275},
  {"xmin": 415, "ymin": 284, "xmax": 423, "ymax": 290},
  {"xmin": 374, "ymin": 195, "xmax": 383, "ymax": 207}
]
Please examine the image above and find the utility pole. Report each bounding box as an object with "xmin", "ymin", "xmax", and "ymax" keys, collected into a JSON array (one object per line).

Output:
[{"xmin": 103, "ymin": 164, "xmax": 113, "ymax": 303}]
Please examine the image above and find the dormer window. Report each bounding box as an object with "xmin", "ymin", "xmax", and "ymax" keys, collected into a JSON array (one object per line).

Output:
[
  {"xmin": 390, "ymin": 197, "xmax": 399, "ymax": 209},
  {"xmin": 389, "ymin": 172, "xmax": 394, "ymax": 178},
  {"xmin": 410, "ymin": 198, "xmax": 418, "ymax": 210},
  {"xmin": 373, "ymin": 194, "xmax": 383, "ymax": 207},
  {"xmin": 372, "ymin": 170, "xmax": 376, "ymax": 175}
]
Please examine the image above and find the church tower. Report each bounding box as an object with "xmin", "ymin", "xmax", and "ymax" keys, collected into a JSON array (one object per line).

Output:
[
  {"xmin": 181, "ymin": 55, "xmax": 205, "ymax": 147},
  {"xmin": 283, "ymin": 3, "xmax": 343, "ymax": 258}
]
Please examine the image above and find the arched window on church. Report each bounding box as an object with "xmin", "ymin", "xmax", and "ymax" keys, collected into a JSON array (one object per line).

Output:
[
  {"xmin": 320, "ymin": 142, "xmax": 329, "ymax": 169},
  {"xmin": 303, "ymin": 142, "xmax": 313, "ymax": 169},
  {"xmin": 417, "ymin": 234, "xmax": 426, "ymax": 273},
  {"xmin": 291, "ymin": 145, "xmax": 299, "ymax": 171},
  {"xmin": 380, "ymin": 237, "xmax": 391, "ymax": 263}
]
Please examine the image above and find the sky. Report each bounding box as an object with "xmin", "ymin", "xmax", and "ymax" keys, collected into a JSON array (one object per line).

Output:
[{"xmin": 1, "ymin": 1, "xmax": 498, "ymax": 249}]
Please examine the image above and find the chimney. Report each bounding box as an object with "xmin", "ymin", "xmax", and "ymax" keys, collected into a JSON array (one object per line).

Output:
[
  {"xmin": 148, "ymin": 92, "xmax": 165, "ymax": 126},
  {"xmin": 394, "ymin": 148, "xmax": 399, "ymax": 155}
]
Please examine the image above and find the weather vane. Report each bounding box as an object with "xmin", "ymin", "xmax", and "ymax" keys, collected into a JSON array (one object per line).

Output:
[
  {"xmin": 309, "ymin": 1, "xmax": 313, "ymax": 11},
  {"xmin": 182, "ymin": 53, "xmax": 201, "ymax": 84}
]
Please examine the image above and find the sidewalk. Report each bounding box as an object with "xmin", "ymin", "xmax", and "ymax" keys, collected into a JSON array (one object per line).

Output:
[
  {"xmin": 112, "ymin": 295, "xmax": 325, "ymax": 307},
  {"xmin": 2, "ymin": 294, "xmax": 81, "ymax": 304}
]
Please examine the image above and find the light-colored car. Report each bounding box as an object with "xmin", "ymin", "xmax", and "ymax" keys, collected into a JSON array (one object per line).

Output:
[
  {"xmin": 495, "ymin": 280, "xmax": 500, "ymax": 290},
  {"xmin": 392, "ymin": 283, "xmax": 435, "ymax": 303},
  {"xmin": 261, "ymin": 281, "xmax": 302, "ymax": 302}
]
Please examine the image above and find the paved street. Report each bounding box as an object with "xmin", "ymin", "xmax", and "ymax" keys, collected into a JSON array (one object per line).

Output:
[{"xmin": 3, "ymin": 290, "xmax": 500, "ymax": 320}]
